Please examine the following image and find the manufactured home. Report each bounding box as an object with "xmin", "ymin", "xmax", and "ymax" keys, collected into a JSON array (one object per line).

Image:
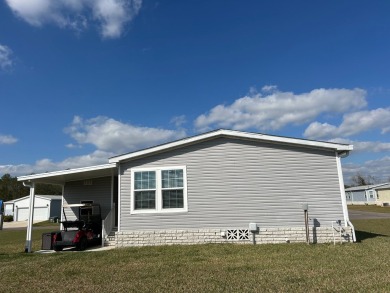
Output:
[
  {"xmin": 345, "ymin": 183, "xmax": 388, "ymax": 205},
  {"xmin": 18, "ymin": 129, "xmax": 355, "ymax": 252},
  {"xmin": 376, "ymin": 184, "xmax": 390, "ymax": 206}
]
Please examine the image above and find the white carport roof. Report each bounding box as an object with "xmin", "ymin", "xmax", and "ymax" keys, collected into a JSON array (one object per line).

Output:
[{"xmin": 17, "ymin": 163, "xmax": 117, "ymax": 185}]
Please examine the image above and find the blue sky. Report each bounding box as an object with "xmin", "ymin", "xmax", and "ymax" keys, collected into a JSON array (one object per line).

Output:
[{"xmin": 0, "ymin": 0, "xmax": 389, "ymax": 183}]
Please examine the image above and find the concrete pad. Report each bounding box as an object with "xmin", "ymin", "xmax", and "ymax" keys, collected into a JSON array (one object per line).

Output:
[
  {"xmin": 2, "ymin": 220, "xmax": 29, "ymax": 229},
  {"xmin": 1, "ymin": 220, "xmax": 46, "ymax": 230},
  {"xmin": 35, "ymin": 245, "xmax": 115, "ymax": 254}
]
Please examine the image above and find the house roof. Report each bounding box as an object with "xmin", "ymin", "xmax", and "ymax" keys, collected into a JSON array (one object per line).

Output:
[
  {"xmin": 345, "ymin": 183, "xmax": 388, "ymax": 192},
  {"xmin": 374, "ymin": 183, "xmax": 390, "ymax": 190},
  {"xmin": 109, "ymin": 129, "xmax": 353, "ymax": 163},
  {"xmin": 4, "ymin": 195, "xmax": 62, "ymax": 204},
  {"xmin": 17, "ymin": 129, "xmax": 352, "ymax": 184},
  {"xmin": 17, "ymin": 164, "xmax": 117, "ymax": 185}
]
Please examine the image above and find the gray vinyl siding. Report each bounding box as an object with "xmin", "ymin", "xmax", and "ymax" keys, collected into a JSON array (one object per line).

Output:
[
  {"xmin": 63, "ymin": 176, "xmax": 112, "ymax": 221},
  {"xmin": 119, "ymin": 137, "xmax": 345, "ymax": 231},
  {"xmin": 349, "ymin": 190, "xmax": 366, "ymax": 202}
]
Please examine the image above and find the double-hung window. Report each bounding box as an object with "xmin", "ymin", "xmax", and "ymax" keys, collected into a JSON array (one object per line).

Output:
[
  {"xmin": 134, "ymin": 171, "xmax": 156, "ymax": 209},
  {"xmin": 131, "ymin": 166, "xmax": 187, "ymax": 214}
]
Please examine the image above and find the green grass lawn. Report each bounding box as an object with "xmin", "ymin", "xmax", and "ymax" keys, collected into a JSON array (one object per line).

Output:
[
  {"xmin": 1, "ymin": 219, "xmax": 390, "ymax": 293},
  {"xmin": 33, "ymin": 220, "xmax": 61, "ymax": 227},
  {"xmin": 348, "ymin": 204, "xmax": 390, "ymax": 213}
]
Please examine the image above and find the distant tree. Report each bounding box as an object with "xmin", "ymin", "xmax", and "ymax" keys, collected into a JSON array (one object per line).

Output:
[
  {"xmin": 35, "ymin": 183, "xmax": 62, "ymax": 195},
  {"xmin": 0, "ymin": 174, "xmax": 29, "ymax": 201},
  {"xmin": 0, "ymin": 174, "xmax": 62, "ymax": 202},
  {"xmin": 350, "ymin": 172, "xmax": 378, "ymax": 186}
]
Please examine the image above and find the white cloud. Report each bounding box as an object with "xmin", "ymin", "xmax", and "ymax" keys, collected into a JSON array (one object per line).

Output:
[
  {"xmin": 343, "ymin": 156, "xmax": 390, "ymax": 184},
  {"xmin": 1, "ymin": 116, "xmax": 186, "ymax": 176},
  {"xmin": 261, "ymin": 85, "xmax": 278, "ymax": 93},
  {"xmin": 194, "ymin": 87, "xmax": 367, "ymax": 132},
  {"xmin": 329, "ymin": 138, "xmax": 390, "ymax": 153},
  {"xmin": 65, "ymin": 143, "xmax": 81, "ymax": 149},
  {"xmin": 304, "ymin": 108, "xmax": 390, "ymax": 140},
  {"xmin": 170, "ymin": 115, "xmax": 187, "ymax": 128},
  {"xmin": 0, "ymin": 44, "xmax": 13, "ymax": 70},
  {"xmin": 92, "ymin": 0, "xmax": 142, "ymax": 38},
  {"xmin": 0, "ymin": 134, "xmax": 18, "ymax": 145},
  {"xmin": 0, "ymin": 150, "xmax": 111, "ymax": 176},
  {"xmin": 5, "ymin": 0, "xmax": 142, "ymax": 38},
  {"xmin": 65, "ymin": 115, "xmax": 187, "ymax": 153}
]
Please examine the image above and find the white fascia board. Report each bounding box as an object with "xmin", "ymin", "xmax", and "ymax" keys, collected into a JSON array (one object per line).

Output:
[
  {"xmin": 109, "ymin": 130, "xmax": 225, "ymax": 163},
  {"xmin": 371, "ymin": 183, "xmax": 389, "ymax": 190},
  {"xmin": 375, "ymin": 183, "xmax": 390, "ymax": 190},
  {"xmin": 221, "ymin": 130, "xmax": 353, "ymax": 151},
  {"xmin": 11, "ymin": 196, "xmax": 30, "ymax": 203},
  {"xmin": 17, "ymin": 163, "xmax": 116, "ymax": 182},
  {"xmin": 109, "ymin": 129, "xmax": 353, "ymax": 163}
]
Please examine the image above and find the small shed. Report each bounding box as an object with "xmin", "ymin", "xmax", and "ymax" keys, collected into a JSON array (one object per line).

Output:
[{"xmin": 4, "ymin": 195, "xmax": 62, "ymax": 221}]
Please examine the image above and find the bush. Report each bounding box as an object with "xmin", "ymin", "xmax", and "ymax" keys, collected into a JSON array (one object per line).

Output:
[{"xmin": 3, "ymin": 215, "xmax": 13, "ymax": 222}]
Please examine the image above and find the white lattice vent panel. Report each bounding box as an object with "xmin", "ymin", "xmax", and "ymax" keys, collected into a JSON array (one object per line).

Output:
[{"xmin": 226, "ymin": 229, "xmax": 249, "ymax": 240}]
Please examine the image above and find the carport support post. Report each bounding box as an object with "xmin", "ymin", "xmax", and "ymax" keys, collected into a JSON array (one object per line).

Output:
[{"xmin": 25, "ymin": 182, "xmax": 35, "ymax": 253}]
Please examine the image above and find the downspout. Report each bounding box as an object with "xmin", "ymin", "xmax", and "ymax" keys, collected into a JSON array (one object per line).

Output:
[
  {"xmin": 23, "ymin": 181, "xmax": 35, "ymax": 253},
  {"xmin": 60, "ymin": 185, "xmax": 65, "ymax": 230},
  {"xmin": 118, "ymin": 163, "xmax": 121, "ymax": 232},
  {"xmin": 336, "ymin": 151, "xmax": 356, "ymax": 242}
]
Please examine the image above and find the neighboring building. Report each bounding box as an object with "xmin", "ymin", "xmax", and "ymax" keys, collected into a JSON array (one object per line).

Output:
[
  {"xmin": 4, "ymin": 195, "xmax": 62, "ymax": 221},
  {"xmin": 18, "ymin": 129, "xmax": 355, "ymax": 249},
  {"xmin": 345, "ymin": 183, "xmax": 388, "ymax": 205},
  {"xmin": 375, "ymin": 184, "xmax": 390, "ymax": 206},
  {"xmin": 4, "ymin": 199, "xmax": 16, "ymax": 216}
]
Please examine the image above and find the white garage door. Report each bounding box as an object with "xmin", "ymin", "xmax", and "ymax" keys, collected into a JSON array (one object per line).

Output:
[{"xmin": 16, "ymin": 207, "xmax": 49, "ymax": 221}]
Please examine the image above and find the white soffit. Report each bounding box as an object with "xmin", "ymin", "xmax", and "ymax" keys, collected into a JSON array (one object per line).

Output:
[{"xmin": 17, "ymin": 163, "xmax": 117, "ymax": 185}]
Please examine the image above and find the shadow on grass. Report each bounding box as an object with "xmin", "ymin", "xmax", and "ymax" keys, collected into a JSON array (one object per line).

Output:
[{"xmin": 355, "ymin": 230, "xmax": 387, "ymax": 242}]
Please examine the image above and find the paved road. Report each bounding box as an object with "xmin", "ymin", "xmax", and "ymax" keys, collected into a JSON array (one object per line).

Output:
[{"xmin": 349, "ymin": 210, "xmax": 390, "ymax": 220}]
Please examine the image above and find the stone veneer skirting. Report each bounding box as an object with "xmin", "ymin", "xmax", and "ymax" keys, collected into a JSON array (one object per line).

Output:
[{"xmin": 114, "ymin": 226, "xmax": 354, "ymax": 247}]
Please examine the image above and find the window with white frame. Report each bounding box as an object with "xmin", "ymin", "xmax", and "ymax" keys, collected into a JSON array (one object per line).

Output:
[
  {"xmin": 131, "ymin": 166, "xmax": 187, "ymax": 213},
  {"xmin": 368, "ymin": 190, "xmax": 374, "ymax": 199},
  {"xmin": 346, "ymin": 192, "xmax": 352, "ymax": 200},
  {"xmin": 134, "ymin": 171, "xmax": 156, "ymax": 209}
]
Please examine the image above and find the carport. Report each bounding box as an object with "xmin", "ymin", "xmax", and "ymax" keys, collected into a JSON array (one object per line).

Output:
[{"xmin": 17, "ymin": 163, "xmax": 118, "ymax": 253}]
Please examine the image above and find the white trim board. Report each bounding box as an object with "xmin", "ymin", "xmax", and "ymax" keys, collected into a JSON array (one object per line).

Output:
[{"xmin": 18, "ymin": 163, "xmax": 116, "ymax": 183}]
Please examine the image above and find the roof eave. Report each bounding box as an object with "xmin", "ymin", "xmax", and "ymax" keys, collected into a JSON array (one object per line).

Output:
[
  {"xmin": 109, "ymin": 129, "xmax": 353, "ymax": 163},
  {"xmin": 17, "ymin": 163, "xmax": 117, "ymax": 185}
]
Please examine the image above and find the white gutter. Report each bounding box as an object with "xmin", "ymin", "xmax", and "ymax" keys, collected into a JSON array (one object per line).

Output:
[
  {"xmin": 118, "ymin": 163, "xmax": 121, "ymax": 232},
  {"xmin": 23, "ymin": 181, "xmax": 35, "ymax": 253},
  {"xmin": 335, "ymin": 151, "xmax": 356, "ymax": 242},
  {"xmin": 336, "ymin": 152, "xmax": 349, "ymax": 226},
  {"xmin": 347, "ymin": 220, "xmax": 356, "ymax": 242}
]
